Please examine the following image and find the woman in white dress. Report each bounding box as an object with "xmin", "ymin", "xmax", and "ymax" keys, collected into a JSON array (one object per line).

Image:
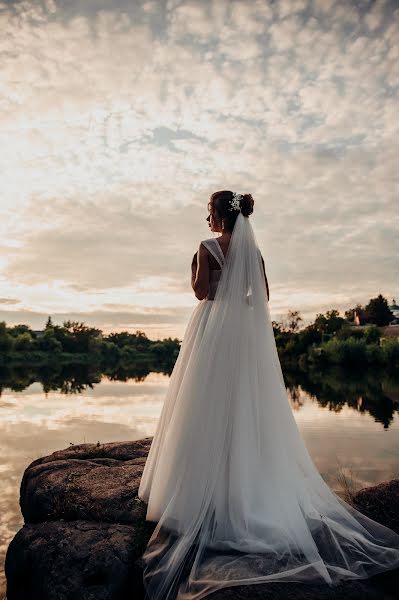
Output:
[{"xmin": 138, "ymin": 191, "xmax": 399, "ymax": 599}]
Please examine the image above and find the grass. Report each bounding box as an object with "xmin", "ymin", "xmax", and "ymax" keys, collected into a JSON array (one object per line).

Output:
[{"xmin": 334, "ymin": 457, "xmax": 359, "ymax": 505}]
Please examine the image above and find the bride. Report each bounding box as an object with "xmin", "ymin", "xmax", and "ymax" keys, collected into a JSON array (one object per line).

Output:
[{"xmin": 138, "ymin": 191, "xmax": 399, "ymax": 599}]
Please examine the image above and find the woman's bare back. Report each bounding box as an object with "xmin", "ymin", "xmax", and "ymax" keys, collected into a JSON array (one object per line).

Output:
[{"xmin": 191, "ymin": 238, "xmax": 270, "ymax": 301}]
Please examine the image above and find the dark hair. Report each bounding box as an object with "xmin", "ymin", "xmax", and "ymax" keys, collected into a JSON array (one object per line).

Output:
[{"xmin": 208, "ymin": 191, "xmax": 254, "ymax": 231}]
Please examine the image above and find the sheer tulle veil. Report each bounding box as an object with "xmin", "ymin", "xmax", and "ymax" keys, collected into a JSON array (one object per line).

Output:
[{"xmin": 139, "ymin": 212, "xmax": 399, "ymax": 599}]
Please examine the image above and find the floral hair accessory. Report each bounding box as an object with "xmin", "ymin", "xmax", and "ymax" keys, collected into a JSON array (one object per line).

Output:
[{"xmin": 229, "ymin": 192, "xmax": 242, "ymax": 212}]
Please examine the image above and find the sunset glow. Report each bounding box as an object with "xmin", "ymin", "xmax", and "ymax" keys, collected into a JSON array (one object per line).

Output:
[{"xmin": 1, "ymin": 0, "xmax": 398, "ymax": 338}]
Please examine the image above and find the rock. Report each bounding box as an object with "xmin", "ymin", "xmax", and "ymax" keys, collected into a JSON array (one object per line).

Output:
[
  {"xmin": 352, "ymin": 479, "xmax": 399, "ymax": 532},
  {"xmin": 5, "ymin": 438, "xmax": 399, "ymax": 600},
  {"xmin": 19, "ymin": 438, "xmax": 152, "ymax": 525},
  {"xmin": 6, "ymin": 438, "xmax": 155, "ymax": 600},
  {"xmin": 5, "ymin": 521, "xmax": 147, "ymax": 600}
]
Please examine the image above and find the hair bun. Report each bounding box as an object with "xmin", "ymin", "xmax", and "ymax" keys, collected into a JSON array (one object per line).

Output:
[{"xmin": 240, "ymin": 193, "xmax": 254, "ymax": 217}]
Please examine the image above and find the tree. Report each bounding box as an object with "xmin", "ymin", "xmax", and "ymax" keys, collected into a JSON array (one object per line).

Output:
[
  {"xmin": 0, "ymin": 321, "xmax": 12, "ymax": 353},
  {"xmin": 272, "ymin": 320, "xmax": 283, "ymax": 335},
  {"xmin": 297, "ymin": 323, "xmax": 322, "ymax": 347},
  {"xmin": 45, "ymin": 316, "xmax": 54, "ymax": 329},
  {"xmin": 107, "ymin": 331, "xmax": 135, "ymax": 348},
  {"xmin": 8, "ymin": 324, "xmax": 33, "ymax": 338},
  {"xmin": 13, "ymin": 332, "xmax": 34, "ymax": 352},
  {"xmin": 365, "ymin": 295, "xmax": 394, "ymax": 327},
  {"xmin": 38, "ymin": 329, "xmax": 62, "ymax": 353},
  {"xmin": 101, "ymin": 341, "xmax": 121, "ymax": 363},
  {"xmin": 62, "ymin": 320, "xmax": 102, "ymax": 353},
  {"xmin": 363, "ymin": 325, "xmax": 381, "ymax": 344},
  {"xmin": 345, "ymin": 308, "xmax": 355, "ymax": 322},
  {"xmin": 107, "ymin": 330, "xmax": 151, "ymax": 352},
  {"xmin": 315, "ymin": 310, "xmax": 346, "ymax": 335},
  {"xmin": 150, "ymin": 338, "xmax": 180, "ymax": 362},
  {"xmin": 283, "ymin": 310, "xmax": 303, "ymax": 333},
  {"xmin": 132, "ymin": 330, "xmax": 151, "ymax": 352}
]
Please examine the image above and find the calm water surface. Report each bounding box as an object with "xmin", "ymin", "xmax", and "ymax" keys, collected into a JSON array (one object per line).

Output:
[{"xmin": 1, "ymin": 369, "xmax": 399, "ymax": 595}]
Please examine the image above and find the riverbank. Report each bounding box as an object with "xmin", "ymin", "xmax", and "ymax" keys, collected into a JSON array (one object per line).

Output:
[{"xmin": 4, "ymin": 438, "xmax": 399, "ymax": 599}]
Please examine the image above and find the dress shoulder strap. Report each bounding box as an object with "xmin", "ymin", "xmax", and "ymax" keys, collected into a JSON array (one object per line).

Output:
[{"xmin": 201, "ymin": 238, "xmax": 224, "ymax": 268}]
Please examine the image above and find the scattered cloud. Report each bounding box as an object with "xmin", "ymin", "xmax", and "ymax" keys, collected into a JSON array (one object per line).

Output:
[{"xmin": 1, "ymin": 0, "xmax": 398, "ymax": 335}]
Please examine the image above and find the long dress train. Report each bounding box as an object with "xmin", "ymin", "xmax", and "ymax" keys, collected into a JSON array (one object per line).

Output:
[{"xmin": 138, "ymin": 213, "xmax": 399, "ymax": 599}]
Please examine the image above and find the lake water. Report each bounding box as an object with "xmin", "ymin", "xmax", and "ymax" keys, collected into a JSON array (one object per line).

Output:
[{"xmin": 1, "ymin": 368, "xmax": 399, "ymax": 596}]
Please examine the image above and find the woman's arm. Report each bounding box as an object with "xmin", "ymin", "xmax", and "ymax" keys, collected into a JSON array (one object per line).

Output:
[
  {"xmin": 260, "ymin": 254, "xmax": 270, "ymax": 301},
  {"xmin": 191, "ymin": 252, "xmax": 198, "ymax": 290},
  {"xmin": 191, "ymin": 246, "xmax": 269, "ymax": 302},
  {"xmin": 191, "ymin": 243, "xmax": 210, "ymax": 301}
]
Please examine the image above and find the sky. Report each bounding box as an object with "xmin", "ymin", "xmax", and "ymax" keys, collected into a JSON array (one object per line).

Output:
[{"xmin": 0, "ymin": 0, "xmax": 398, "ymax": 339}]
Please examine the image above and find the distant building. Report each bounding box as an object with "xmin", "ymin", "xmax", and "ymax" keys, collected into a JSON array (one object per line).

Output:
[
  {"xmin": 353, "ymin": 298, "xmax": 399, "ymax": 326},
  {"xmin": 389, "ymin": 298, "xmax": 399, "ymax": 325},
  {"xmin": 354, "ymin": 308, "xmax": 369, "ymax": 326}
]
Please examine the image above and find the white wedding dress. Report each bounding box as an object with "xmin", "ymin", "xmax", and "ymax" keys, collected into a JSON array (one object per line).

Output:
[{"xmin": 138, "ymin": 213, "xmax": 399, "ymax": 599}]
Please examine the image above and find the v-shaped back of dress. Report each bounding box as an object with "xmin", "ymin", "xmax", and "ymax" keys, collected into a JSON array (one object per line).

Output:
[{"xmin": 201, "ymin": 238, "xmax": 225, "ymax": 300}]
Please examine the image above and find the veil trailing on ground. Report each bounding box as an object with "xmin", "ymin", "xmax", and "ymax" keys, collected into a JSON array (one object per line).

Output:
[{"xmin": 139, "ymin": 213, "xmax": 399, "ymax": 599}]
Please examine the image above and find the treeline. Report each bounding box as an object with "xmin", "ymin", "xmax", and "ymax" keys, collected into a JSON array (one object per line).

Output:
[
  {"xmin": 1, "ymin": 294, "xmax": 398, "ymax": 370},
  {"xmin": 0, "ymin": 317, "xmax": 180, "ymax": 369},
  {"xmin": 273, "ymin": 294, "xmax": 399, "ymax": 369}
]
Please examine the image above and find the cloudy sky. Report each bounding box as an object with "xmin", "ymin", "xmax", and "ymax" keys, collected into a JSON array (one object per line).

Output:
[{"xmin": 1, "ymin": 0, "xmax": 398, "ymax": 339}]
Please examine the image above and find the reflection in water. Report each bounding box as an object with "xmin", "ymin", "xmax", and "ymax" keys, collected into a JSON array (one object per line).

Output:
[
  {"xmin": 0, "ymin": 365, "xmax": 398, "ymax": 595},
  {"xmin": 284, "ymin": 367, "xmax": 399, "ymax": 429},
  {"xmin": 0, "ymin": 360, "xmax": 174, "ymax": 397}
]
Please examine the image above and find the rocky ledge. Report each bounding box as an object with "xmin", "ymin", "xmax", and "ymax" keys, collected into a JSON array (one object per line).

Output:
[{"xmin": 5, "ymin": 438, "xmax": 399, "ymax": 600}]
